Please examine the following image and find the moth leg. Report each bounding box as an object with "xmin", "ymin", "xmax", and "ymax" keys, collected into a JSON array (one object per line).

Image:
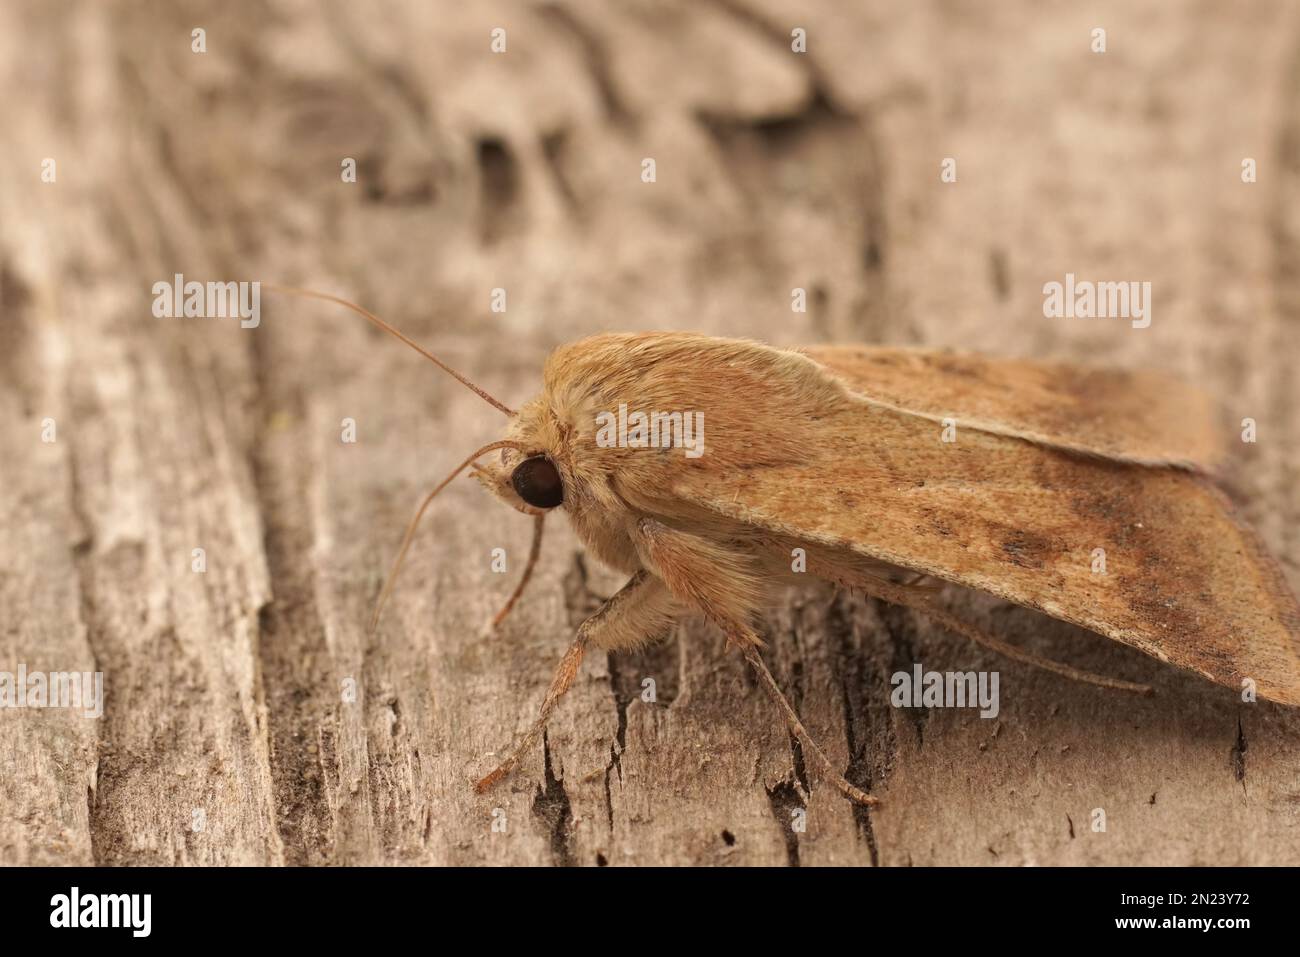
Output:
[
  {"xmin": 632, "ymin": 519, "xmax": 878, "ymax": 807},
  {"xmin": 474, "ymin": 570, "xmax": 676, "ymax": 794},
  {"xmin": 632, "ymin": 518, "xmax": 765, "ymax": 651},
  {"xmin": 740, "ymin": 640, "xmax": 879, "ymax": 807},
  {"xmin": 815, "ymin": 564, "xmax": 1153, "ymax": 695},
  {"xmin": 486, "ymin": 513, "xmax": 545, "ymax": 632}
]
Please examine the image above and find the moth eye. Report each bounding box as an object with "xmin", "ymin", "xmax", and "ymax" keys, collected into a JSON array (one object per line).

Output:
[{"xmin": 510, "ymin": 456, "xmax": 564, "ymax": 509}]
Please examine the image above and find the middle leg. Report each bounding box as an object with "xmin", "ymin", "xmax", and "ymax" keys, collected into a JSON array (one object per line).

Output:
[{"xmin": 632, "ymin": 518, "xmax": 878, "ymax": 806}]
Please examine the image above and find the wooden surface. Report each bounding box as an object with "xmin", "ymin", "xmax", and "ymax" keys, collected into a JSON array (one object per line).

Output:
[{"xmin": 1, "ymin": 0, "xmax": 1298, "ymax": 866}]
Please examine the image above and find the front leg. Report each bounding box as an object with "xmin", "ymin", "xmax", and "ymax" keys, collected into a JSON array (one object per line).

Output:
[{"xmin": 474, "ymin": 569, "xmax": 679, "ymax": 793}]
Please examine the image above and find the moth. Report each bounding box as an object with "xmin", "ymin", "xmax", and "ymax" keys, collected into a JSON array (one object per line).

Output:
[{"xmin": 273, "ymin": 287, "xmax": 1300, "ymax": 807}]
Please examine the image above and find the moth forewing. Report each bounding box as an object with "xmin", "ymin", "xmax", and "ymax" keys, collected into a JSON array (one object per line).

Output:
[
  {"xmin": 801, "ymin": 345, "xmax": 1226, "ymax": 470},
  {"xmin": 657, "ymin": 341, "xmax": 1300, "ymax": 706}
]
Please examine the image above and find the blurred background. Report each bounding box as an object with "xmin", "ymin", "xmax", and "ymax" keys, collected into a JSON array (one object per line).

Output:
[{"xmin": 1, "ymin": 0, "xmax": 1297, "ymax": 865}]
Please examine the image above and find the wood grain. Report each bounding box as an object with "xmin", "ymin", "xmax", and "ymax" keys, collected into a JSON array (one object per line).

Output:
[{"xmin": 0, "ymin": 0, "xmax": 1297, "ymax": 865}]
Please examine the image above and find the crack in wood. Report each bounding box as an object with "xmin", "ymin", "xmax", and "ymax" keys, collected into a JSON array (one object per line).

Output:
[{"xmin": 531, "ymin": 731, "xmax": 576, "ymax": 867}]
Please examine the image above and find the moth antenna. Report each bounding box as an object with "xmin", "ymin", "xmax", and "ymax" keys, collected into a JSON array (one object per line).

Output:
[
  {"xmin": 487, "ymin": 512, "xmax": 546, "ymax": 632},
  {"xmin": 369, "ymin": 439, "xmax": 529, "ymax": 636},
  {"xmin": 266, "ymin": 284, "xmax": 515, "ymax": 417}
]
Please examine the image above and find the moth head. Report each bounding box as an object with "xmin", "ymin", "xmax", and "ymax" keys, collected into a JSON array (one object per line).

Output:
[
  {"xmin": 473, "ymin": 397, "xmax": 575, "ymax": 514},
  {"xmin": 265, "ymin": 286, "xmax": 585, "ymax": 632}
]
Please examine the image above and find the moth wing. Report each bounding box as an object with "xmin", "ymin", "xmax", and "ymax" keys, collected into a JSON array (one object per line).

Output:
[
  {"xmin": 799, "ymin": 346, "xmax": 1225, "ymax": 470},
  {"xmin": 669, "ymin": 396, "xmax": 1300, "ymax": 706}
]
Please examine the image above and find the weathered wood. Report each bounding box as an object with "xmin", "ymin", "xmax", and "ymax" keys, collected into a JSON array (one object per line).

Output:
[{"xmin": 1, "ymin": 0, "xmax": 1297, "ymax": 866}]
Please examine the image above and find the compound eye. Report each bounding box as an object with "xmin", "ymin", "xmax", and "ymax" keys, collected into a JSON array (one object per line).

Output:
[{"xmin": 510, "ymin": 456, "xmax": 564, "ymax": 509}]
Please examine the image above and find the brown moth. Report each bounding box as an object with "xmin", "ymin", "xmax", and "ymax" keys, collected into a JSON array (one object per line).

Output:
[{"xmin": 273, "ymin": 287, "xmax": 1300, "ymax": 807}]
